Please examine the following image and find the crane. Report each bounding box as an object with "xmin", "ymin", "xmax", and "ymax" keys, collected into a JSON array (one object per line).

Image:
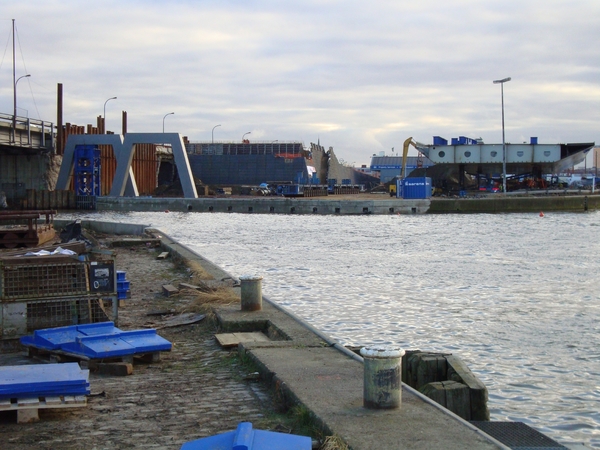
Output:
[{"xmin": 401, "ymin": 137, "xmax": 418, "ymax": 180}]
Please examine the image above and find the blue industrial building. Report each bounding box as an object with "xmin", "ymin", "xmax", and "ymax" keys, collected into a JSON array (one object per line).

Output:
[
  {"xmin": 369, "ymin": 155, "xmax": 435, "ymax": 184},
  {"xmin": 184, "ymin": 141, "xmax": 380, "ymax": 188}
]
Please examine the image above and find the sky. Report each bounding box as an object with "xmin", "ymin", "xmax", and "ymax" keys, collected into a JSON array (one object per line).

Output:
[{"xmin": 0, "ymin": 1, "xmax": 598, "ymax": 167}]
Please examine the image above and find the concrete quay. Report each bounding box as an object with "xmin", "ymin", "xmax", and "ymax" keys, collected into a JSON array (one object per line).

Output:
[
  {"xmin": 90, "ymin": 192, "xmax": 600, "ymax": 215},
  {"xmin": 159, "ymin": 230, "xmax": 510, "ymax": 449}
]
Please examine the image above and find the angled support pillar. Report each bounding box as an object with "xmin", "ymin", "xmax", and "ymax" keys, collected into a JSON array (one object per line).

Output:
[
  {"xmin": 56, "ymin": 133, "xmax": 197, "ymax": 198},
  {"xmin": 56, "ymin": 134, "xmax": 125, "ymax": 191},
  {"xmin": 110, "ymin": 133, "xmax": 196, "ymax": 198}
]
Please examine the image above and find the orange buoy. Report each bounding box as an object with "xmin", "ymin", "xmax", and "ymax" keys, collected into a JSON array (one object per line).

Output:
[{"xmin": 539, "ymin": 211, "xmax": 544, "ymax": 217}]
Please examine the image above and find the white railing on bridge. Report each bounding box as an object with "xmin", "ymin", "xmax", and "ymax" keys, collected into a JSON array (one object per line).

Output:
[{"xmin": 0, "ymin": 112, "xmax": 56, "ymax": 151}]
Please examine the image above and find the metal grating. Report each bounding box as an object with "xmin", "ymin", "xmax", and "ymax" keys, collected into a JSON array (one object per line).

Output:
[
  {"xmin": 0, "ymin": 261, "xmax": 89, "ymax": 300},
  {"xmin": 470, "ymin": 421, "xmax": 568, "ymax": 449},
  {"xmin": 26, "ymin": 297, "xmax": 113, "ymax": 331}
]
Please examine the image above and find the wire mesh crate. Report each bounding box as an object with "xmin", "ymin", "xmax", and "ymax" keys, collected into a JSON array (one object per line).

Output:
[
  {"xmin": 2, "ymin": 295, "xmax": 116, "ymax": 339},
  {"xmin": 1, "ymin": 256, "xmax": 118, "ymax": 340},
  {"xmin": 0, "ymin": 258, "xmax": 89, "ymax": 300}
]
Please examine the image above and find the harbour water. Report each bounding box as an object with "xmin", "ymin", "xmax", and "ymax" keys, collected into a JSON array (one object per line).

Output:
[{"xmin": 72, "ymin": 210, "xmax": 600, "ymax": 448}]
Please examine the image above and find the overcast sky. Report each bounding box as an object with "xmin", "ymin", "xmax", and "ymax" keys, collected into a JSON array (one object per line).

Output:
[{"xmin": 1, "ymin": 1, "xmax": 598, "ymax": 166}]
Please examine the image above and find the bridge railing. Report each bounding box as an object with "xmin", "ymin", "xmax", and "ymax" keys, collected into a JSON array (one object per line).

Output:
[{"xmin": 0, "ymin": 112, "xmax": 56, "ymax": 151}]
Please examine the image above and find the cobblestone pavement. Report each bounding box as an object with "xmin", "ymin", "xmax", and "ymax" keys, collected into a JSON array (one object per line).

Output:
[{"xmin": 0, "ymin": 240, "xmax": 285, "ymax": 450}]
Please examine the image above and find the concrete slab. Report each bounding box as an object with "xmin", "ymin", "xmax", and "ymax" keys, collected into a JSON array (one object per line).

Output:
[
  {"xmin": 215, "ymin": 332, "xmax": 271, "ymax": 348},
  {"xmin": 215, "ymin": 302, "xmax": 327, "ymax": 346},
  {"xmin": 245, "ymin": 346, "xmax": 504, "ymax": 450}
]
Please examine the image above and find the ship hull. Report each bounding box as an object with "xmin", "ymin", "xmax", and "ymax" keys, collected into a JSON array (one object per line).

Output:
[{"xmin": 414, "ymin": 142, "xmax": 595, "ymax": 176}]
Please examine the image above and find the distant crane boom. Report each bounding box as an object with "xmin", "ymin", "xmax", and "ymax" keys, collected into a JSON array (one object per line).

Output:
[{"xmin": 402, "ymin": 137, "xmax": 418, "ymax": 179}]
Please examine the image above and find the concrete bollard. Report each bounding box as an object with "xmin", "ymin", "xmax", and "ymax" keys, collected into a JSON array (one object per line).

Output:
[
  {"xmin": 240, "ymin": 275, "xmax": 263, "ymax": 311},
  {"xmin": 360, "ymin": 346, "xmax": 405, "ymax": 409}
]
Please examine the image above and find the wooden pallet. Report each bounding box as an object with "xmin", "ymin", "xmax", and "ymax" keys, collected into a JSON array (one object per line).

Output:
[
  {"xmin": 0, "ymin": 395, "xmax": 87, "ymax": 423},
  {"xmin": 25, "ymin": 345, "xmax": 163, "ymax": 366}
]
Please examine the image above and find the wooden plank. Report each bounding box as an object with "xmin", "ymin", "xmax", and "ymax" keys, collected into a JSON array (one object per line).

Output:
[
  {"xmin": 157, "ymin": 252, "xmax": 169, "ymax": 260},
  {"xmin": 18, "ymin": 408, "xmax": 39, "ymax": 423},
  {"xmin": 18, "ymin": 398, "xmax": 40, "ymax": 408},
  {"xmin": 0, "ymin": 396, "xmax": 87, "ymax": 412},
  {"xmin": 178, "ymin": 282, "xmax": 200, "ymax": 290},
  {"xmin": 162, "ymin": 284, "xmax": 179, "ymax": 297},
  {"xmin": 215, "ymin": 332, "xmax": 271, "ymax": 348},
  {"xmin": 156, "ymin": 313, "xmax": 206, "ymax": 329},
  {"xmin": 179, "ymin": 281, "xmax": 214, "ymax": 293},
  {"xmin": 45, "ymin": 396, "xmax": 62, "ymax": 406}
]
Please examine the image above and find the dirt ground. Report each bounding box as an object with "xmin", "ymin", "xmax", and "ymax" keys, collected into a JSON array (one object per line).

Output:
[{"xmin": 0, "ymin": 234, "xmax": 303, "ymax": 450}]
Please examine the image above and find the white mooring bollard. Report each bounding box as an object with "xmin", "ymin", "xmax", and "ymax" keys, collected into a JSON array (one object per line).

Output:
[
  {"xmin": 239, "ymin": 275, "xmax": 263, "ymax": 311},
  {"xmin": 360, "ymin": 345, "xmax": 405, "ymax": 409}
]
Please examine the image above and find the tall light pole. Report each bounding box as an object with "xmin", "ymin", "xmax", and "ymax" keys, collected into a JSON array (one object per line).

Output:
[
  {"xmin": 13, "ymin": 74, "xmax": 30, "ymax": 142},
  {"xmin": 242, "ymin": 131, "xmax": 251, "ymax": 142},
  {"xmin": 162, "ymin": 112, "xmax": 175, "ymax": 133},
  {"xmin": 493, "ymin": 77, "xmax": 511, "ymax": 193},
  {"xmin": 212, "ymin": 124, "xmax": 221, "ymax": 143},
  {"xmin": 103, "ymin": 96, "xmax": 117, "ymax": 133}
]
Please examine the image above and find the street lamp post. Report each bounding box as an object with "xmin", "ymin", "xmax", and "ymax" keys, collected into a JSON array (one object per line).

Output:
[
  {"xmin": 212, "ymin": 124, "xmax": 221, "ymax": 143},
  {"xmin": 242, "ymin": 132, "xmax": 251, "ymax": 142},
  {"xmin": 493, "ymin": 77, "xmax": 511, "ymax": 193},
  {"xmin": 13, "ymin": 74, "xmax": 30, "ymax": 142},
  {"xmin": 162, "ymin": 112, "xmax": 175, "ymax": 133},
  {"xmin": 103, "ymin": 96, "xmax": 117, "ymax": 133}
]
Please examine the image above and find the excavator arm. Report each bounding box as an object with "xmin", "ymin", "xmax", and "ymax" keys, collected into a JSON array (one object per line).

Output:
[{"xmin": 402, "ymin": 137, "xmax": 418, "ymax": 179}]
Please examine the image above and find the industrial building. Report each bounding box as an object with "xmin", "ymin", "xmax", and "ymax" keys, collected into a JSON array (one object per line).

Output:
[
  {"xmin": 369, "ymin": 154, "xmax": 435, "ymax": 184},
  {"xmin": 184, "ymin": 140, "xmax": 380, "ymax": 189}
]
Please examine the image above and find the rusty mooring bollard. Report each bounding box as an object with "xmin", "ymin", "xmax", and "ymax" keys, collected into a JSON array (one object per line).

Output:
[
  {"xmin": 240, "ymin": 275, "xmax": 263, "ymax": 311},
  {"xmin": 360, "ymin": 345, "xmax": 405, "ymax": 409}
]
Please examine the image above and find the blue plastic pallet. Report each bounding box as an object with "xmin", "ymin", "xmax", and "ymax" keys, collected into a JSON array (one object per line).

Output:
[
  {"xmin": 0, "ymin": 363, "xmax": 90, "ymax": 399},
  {"xmin": 180, "ymin": 422, "xmax": 311, "ymax": 450},
  {"xmin": 20, "ymin": 322, "xmax": 172, "ymax": 360},
  {"xmin": 20, "ymin": 322, "xmax": 120, "ymax": 351}
]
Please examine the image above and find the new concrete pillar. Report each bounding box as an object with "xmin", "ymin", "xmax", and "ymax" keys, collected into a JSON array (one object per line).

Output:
[
  {"xmin": 240, "ymin": 275, "xmax": 263, "ymax": 311},
  {"xmin": 361, "ymin": 346, "xmax": 405, "ymax": 409}
]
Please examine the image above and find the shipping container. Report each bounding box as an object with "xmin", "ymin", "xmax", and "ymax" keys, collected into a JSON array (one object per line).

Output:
[
  {"xmin": 397, "ymin": 177, "xmax": 432, "ymax": 199},
  {"xmin": 433, "ymin": 136, "xmax": 448, "ymax": 146}
]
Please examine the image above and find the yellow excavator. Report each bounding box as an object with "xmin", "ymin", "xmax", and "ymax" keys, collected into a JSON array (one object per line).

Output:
[{"xmin": 389, "ymin": 137, "xmax": 418, "ymax": 196}]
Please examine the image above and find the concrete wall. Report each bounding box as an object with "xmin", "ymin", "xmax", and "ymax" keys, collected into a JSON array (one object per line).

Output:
[
  {"xmin": 429, "ymin": 194, "xmax": 600, "ymax": 213},
  {"xmin": 0, "ymin": 153, "xmax": 61, "ymax": 205},
  {"xmin": 54, "ymin": 219, "xmax": 149, "ymax": 236},
  {"xmin": 96, "ymin": 196, "xmax": 430, "ymax": 215}
]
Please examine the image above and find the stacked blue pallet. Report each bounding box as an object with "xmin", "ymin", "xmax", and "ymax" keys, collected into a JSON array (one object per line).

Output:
[
  {"xmin": 117, "ymin": 271, "xmax": 130, "ymax": 300},
  {"xmin": 0, "ymin": 363, "xmax": 90, "ymax": 399}
]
